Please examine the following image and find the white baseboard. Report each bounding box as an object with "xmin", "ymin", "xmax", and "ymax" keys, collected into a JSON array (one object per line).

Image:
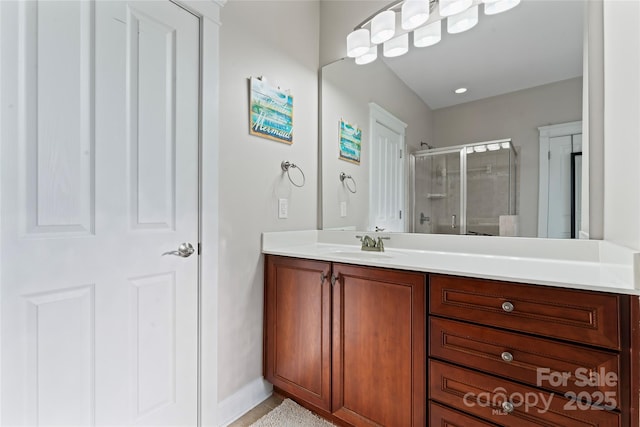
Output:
[{"xmin": 217, "ymin": 377, "xmax": 273, "ymax": 427}]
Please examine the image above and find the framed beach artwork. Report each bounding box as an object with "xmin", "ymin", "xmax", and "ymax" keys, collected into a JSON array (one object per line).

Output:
[
  {"xmin": 338, "ymin": 119, "xmax": 362, "ymax": 164},
  {"xmin": 249, "ymin": 77, "xmax": 293, "ymax": 144}
]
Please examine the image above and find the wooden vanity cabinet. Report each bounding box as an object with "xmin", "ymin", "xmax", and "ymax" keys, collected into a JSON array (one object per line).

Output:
[
  {"xmin": 264, "ymin": 255, "xmax": 426, "ymax": 426},
  {"xmin": 331, "ymin": 263, "xmax": 426, "ymax": 427},
  {"xmin": 428, "ymin": 274, "xmax": 634, "ymax": 427},
  {"xmin": 265, "ymin": 255, "xmax": 640, "ymax": 427},
  {"xmin": 264, "ymin": 256, "xmax": 332, "ymax": 411}
]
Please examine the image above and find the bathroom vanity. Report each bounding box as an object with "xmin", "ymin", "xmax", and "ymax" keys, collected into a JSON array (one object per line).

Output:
[{"xmin": 262, "ymin": 231, "xmax": 640, "ymax": 427}]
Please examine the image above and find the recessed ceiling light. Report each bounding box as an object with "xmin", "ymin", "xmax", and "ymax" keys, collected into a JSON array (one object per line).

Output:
[{"xmin": 454, "ymin": 87, "xmax": 468, "ymax": 94}]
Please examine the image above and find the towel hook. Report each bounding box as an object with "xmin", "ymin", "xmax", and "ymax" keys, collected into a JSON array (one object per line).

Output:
[
  {"xmin": 281, "ymin": 161, "xmax": 306, "ymax": 188},
  {"xmin": 339, "ymin": 172, "xmax": 357, "ymax": 194}
]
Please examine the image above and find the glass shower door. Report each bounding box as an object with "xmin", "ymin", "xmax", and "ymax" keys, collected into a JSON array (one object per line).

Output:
[
  {"xmin": 414, "ymin": 150, "xmax": 462, "ymax": 235},
  {"xmin": 466, "ymin": 147, "xmax": 513, "ymax": 236}
]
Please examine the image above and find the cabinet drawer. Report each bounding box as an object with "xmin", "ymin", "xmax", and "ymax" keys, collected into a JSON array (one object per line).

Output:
[
  {"xmin": 430, "ymin": 360, "xmax": 620, "ymax": 427},
  {"xmin": 430, "ymin": 318, "xmax": 620, "ymax": 402},
  {"xmin": 429, "ymin": 275, "xmax": 620, "ymax": 349},
  {"xmin": 429, "ymin": 402, "xmax": 497, "ymax": 426}
]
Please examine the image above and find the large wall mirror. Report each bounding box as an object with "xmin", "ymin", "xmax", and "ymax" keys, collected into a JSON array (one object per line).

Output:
[{"xmin": 320, "ymin": 0, "xmax": 592, "ymax": 238}]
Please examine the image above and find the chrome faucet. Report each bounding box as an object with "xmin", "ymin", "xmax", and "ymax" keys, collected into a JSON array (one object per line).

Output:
[{"xmin": 356, "ymin": 234, "xmax": 390, "ymax": 252}]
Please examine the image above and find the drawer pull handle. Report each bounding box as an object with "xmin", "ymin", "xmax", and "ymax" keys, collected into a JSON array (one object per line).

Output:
[
  {"xmin": 502, "ymin": 401, "xmax": 515, "ymax": 414},
  {"xmin": 501, "ymin": 301, "xmax": 514, "ymax": 312},
  {"xmin": 501, "ymin": 351, "xmax": 514, "ymax": 362}
]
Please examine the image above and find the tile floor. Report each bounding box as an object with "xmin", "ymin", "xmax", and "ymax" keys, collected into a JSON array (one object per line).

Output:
[{"xmin": 228, "ymin": 393, "xmax": 285, "ymax": 427}]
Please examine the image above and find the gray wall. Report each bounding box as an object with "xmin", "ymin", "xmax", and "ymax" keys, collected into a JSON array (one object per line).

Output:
[
  {"xmin": 431, "ymin": 77, "xmax": 583, "ymax": 237},
  {"xmin": 219, "ymin": 0, "xmax": 320, "ymax": 402}
]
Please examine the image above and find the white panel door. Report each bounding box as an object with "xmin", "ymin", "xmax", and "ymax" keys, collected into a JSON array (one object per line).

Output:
[
  {"xmin": 1, "ymin": 1, "xmax": 200, "ymax": 425},
  {"xmin": 369, "ymin": 121, "xmax": 405, "ymax": 232},
  {"xmin": 547, "ymin": 135, "xmax": 573, "ymax": 238}
]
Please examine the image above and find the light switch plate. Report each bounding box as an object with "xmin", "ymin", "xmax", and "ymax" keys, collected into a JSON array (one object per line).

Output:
[
  {"xmin": 278, "ymin": 198, "xmax": 288, "ymax": 219},
  {"xmin": 340, "ymin": 201, "xmax": 347, "ymax": 217}
]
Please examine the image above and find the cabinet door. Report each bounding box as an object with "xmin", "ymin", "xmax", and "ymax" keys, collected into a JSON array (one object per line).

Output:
[
  {"xmin": 264, "ymin": 255, "xmax": 331, "ymax": 411},
  {"xmin": 332, "ymin": 264, "xmax": 426, "ymax": 427}
]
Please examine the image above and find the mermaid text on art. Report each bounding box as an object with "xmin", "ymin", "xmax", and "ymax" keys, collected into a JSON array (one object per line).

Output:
[
  {"xmin": 249, "ymin": 77, "xmax": 294, "ymax": 144},
  {"xmin": 252, "ymin": 111, "xmax": 292, "ymax": 141}
]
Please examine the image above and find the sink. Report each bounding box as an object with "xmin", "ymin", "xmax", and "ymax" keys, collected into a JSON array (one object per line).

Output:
[{"xmin": 327, "ymin": 250, "xmax": 394, "ymax": 260}]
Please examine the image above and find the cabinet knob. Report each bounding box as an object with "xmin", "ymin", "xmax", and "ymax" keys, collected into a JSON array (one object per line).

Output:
[
  {"xmin": 501, "ymin": 301, "xmax": 514, "ymax": 312},
  {"xmin": 320, "ymin": 272, "xmax": 327, "ymax": 284},
  {"xmin": 501, "ymin": 401, "xmax": 515, "ymax": 414},
  {"xmin": 501, "ymin": 351, "xmax": 514, "ymax": 362}
]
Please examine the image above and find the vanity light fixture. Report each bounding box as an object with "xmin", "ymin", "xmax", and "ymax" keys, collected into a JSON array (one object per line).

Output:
[
  {"xmin": 440, "ymin": 0, "xmax": 472, "ymax": 17},
  {"xmin": 414, "ymin": 20, "xmax": 441, "ymax": 47},
  {"xmin": 371, "ymin": 10, "xmax": 396, "ymax": 44},
  {"xmin": 448, "ymin": 5, "xmax": 478, "ymax": 34},
  {"xmin": 384, "ymin": 33, "xmax": 409, "ymax": 57},
  {"xmin": 356, "ymin": 46, "xmax": 378, "ymax": 65},
  {"xmin": 347, "ymin": 0, "xmax": 521, "ymax": 64},
  {"xmin": 454, "ymin": 87, "xmax": 468, "ymax": 94},
  {"xmin": 466, "ymin": 141, "xmax": 511, "ymax": 154},
  {"xmin": 402, "ymin": 0, "xmax": 430, "ymax": 30},
  {"xmin": 485, "ymin": 0, "xmax": 520, "ymax": 15},
  {"xmin": 346, "ymin": 28, "xmax": 371, "ymax": 58}
]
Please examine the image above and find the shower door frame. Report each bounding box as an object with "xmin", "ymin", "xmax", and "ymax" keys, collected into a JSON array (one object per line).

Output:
[{"xmin": 411, "ymin": 138, "xmax": 516, "ymax": 235}]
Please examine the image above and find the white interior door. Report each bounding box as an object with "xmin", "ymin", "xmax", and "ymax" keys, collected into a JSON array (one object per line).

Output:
[
  {"xmin": 547, "ymin": 134, "xmax": 582, "ymax": 238},
  {"xmin": 369, "ymin": 104, "xmax": 406, "ymax": 232},
  {"xmin": 547, "ymin": 135, "xmax": 573, "ymax": 238},
  {"xmin": 1, "ymin": 1, "xmax": 200, "ymax": 425}
]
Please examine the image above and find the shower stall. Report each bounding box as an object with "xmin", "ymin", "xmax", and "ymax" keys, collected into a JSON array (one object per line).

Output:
[{"xmin": 411, "ymin": 139, "xmax": 518, "ymax": 236}]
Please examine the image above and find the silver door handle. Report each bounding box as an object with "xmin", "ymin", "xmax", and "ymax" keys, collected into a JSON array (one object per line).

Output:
[{"xmin": 163, "ymin": 243, "xmax": 195, "ymax": 258}]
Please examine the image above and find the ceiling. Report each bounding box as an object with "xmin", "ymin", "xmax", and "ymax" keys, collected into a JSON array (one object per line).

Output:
[{"xmin": 381, "ymin": 0, "xmax": 584, "ymax": 109}]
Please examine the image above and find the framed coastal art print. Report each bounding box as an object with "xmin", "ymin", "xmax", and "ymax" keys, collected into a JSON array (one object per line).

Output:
[
  {"xmin": 339, "ymin": 119, "xmax": 361, "ymax": 164},
  {"xmin": 249, "ymin": 77, "xmax": 293, "ymax": 144}
]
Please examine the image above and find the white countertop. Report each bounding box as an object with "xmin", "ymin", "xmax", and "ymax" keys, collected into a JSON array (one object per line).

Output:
[{"xmin": 262, "ymin": 230, "xmax": 640, "ymax": 295}]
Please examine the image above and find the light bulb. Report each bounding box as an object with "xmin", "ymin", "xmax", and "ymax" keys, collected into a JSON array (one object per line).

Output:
[
  {"xmin": 402, "ymin": 0, "xmax": 430, "ymax": 30},
  {"xmin": 474, "ymin": 145, "xmax": 487, "ymax": 153},
  {"xmin": 439, "ymin": 0, "xmax": 472, "ymax": 17},
  {"xmin": 346, "ymin": 29, "xmax": 370, "ymax": 58},
  {"xmin": 485, "ymin": 0, "xmax": 521, "ymax": 15},
  {"xmin": 371, "ymin": 10, "xmax": 396, "ymax": 44},
  {"xmin": 414, "ymin": 21, "xmax": 441, "ymax": 48},
  {"xmin": 383, "ymin": 33, "xmax": 409, "ymax": 58},
  {"xmin": 448, "ymin": 5, "xmax": 478, "ymax": 34},
  {"xmin": 355, "ymin": 46, "xmax": 378, "ymax": 65}
]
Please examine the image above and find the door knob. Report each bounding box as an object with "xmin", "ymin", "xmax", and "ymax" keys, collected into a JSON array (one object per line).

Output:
[
  {"xmin": 163, "ymin": 243, "xmax": 196, "ymax": 258},
  {"xmin": 177, "ymin": 243, "xmax": 195, "ymax": 257}
]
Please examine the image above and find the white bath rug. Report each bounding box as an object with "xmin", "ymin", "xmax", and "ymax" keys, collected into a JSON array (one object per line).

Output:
[{"xmin": 250, "ymin": 398, "xmax": 335, "ymax": 427}]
